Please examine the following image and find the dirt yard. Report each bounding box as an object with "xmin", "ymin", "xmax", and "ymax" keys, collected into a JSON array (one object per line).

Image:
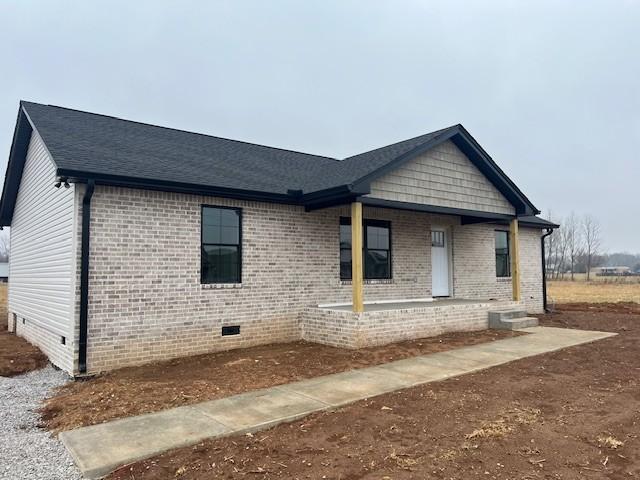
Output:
[
  {"xmin": 107, "ymin": 306, "xmax": 640, "ymax": 479},
  {"xmin": 42, "ymin": 329, "xmax": 519, "ymax": 433},
  {"xmin": 0, "ymin": 329, "xmax": 48, "ymax": 377},
  {"xmin": 0, "ymin": 284, "xmax": 48, "ymax": 377},
  {"xmin": 548, "ymin": 279, "xmax": 640, "ymax": 303}
]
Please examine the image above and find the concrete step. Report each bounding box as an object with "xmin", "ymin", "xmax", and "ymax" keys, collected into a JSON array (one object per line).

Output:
[
  {"xmin": 488, "ymin": 309, "xmax": 528, "ymax": 321},
  {"xmin": 489, "ymin": 316, "xmax": 539, "ymax": 330}
]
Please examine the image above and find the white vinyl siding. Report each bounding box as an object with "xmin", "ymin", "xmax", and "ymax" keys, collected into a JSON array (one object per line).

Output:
[
  {"xmin": 368, "ymin": 140, "xmax": 515, "ymax": 215},
  {"xmin": 9, "ymin": 131, "xmax": 76, "ymax": 372}
]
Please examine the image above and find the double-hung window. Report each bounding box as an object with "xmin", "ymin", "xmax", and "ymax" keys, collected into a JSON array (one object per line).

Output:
[
  {"xmin": 340, "ymin": 217, "xmax": 392, "ymax": 280},
  {"xmin": 494, "ymin": 230, "xmax": 510, "ymax": 278},
  {"xmin": 201, "ymin": 206, "xmax": 242, "ymax": 283}
]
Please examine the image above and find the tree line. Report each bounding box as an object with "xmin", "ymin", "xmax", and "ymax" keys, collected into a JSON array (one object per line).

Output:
[
  {"xmin": 545, "ymin": 213, "xmax": 640, "ymax": 279},
  {"xmin": 544, "ymin": 212, "xmax": 604, "ymax": 280}
]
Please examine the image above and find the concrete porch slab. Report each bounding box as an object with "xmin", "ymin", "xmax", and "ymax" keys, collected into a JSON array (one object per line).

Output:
[
  {"xmin": 60, "ymin": 325, "xmax": 617, "ymax": 479},
  {"xmin": 325, "ymin": 298, "xmax": 501, "ymax": 312}
]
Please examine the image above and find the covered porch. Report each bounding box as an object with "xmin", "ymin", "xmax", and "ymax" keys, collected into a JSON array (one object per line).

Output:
[
  {"xmin": 341, "ymin": 201, "xmax": 523, "ymax": 313},
  {"xmin": 300, "ymin": 200, "xmax": 528, "ymax": 350}
]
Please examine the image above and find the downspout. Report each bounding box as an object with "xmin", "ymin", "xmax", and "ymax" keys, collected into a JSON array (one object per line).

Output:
[
  {"xmin": 541, "ymin": 228, "xmax": 554, "ymax": 313},
  {"xmin": 78, "ymin": 180, "xmax": 95, "ymax": 374}
]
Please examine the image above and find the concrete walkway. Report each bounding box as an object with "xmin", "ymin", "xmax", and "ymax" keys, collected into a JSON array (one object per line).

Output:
[{"xmin": 60, "ymin": 326, "xmax": 615, "ymax": 479}]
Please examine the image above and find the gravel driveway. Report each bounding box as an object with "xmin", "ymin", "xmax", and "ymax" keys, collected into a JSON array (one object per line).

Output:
[{"xmin": 0, "ymin": 366, "xmax": 82, "ymax": 479}]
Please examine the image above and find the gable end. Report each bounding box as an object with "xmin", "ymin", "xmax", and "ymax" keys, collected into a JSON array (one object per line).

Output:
[
  {"xmin": 367, "ymin": 140, "xmax": 515, "ymax": 215},
  {"xmin": 0, "ymin": 106, "xmax": 34, "ymax": 226},
  {"xmin": 350, "ymin": 126, "xmax": 538, "ymax": 216}
]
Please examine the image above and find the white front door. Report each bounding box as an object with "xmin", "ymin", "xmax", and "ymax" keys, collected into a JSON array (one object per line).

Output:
[{"xmin": 431, "ymin": 228, "xmax": 450, "ymax": 297}]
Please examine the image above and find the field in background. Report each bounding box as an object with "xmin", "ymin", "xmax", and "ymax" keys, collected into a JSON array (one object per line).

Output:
[
  {"xmin": 0, "ymin": 283, "xmax": 6, "ymax": 329},
  {"xmin": 548, "ymin": 280, "xmax": 640, "ymax": 303},
  {"xmin": 551, "ymin": 273, "xmax": 640, "ymax": 284}
]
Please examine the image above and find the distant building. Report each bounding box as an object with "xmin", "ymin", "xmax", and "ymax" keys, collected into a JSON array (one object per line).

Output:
[
  {"xmin": 597, "ymin": 266, "xmax": 632, "ymax": 276},
  {"xmin": 0, "ymin": 262, "xmax": 7, "ymax": 282}
]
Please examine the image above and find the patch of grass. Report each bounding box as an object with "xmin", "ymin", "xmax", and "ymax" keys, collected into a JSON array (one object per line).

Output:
[
  {"xmin": 465, "ymin": 420, "xmax": 512, "ymax": 439},
  {"xmin": 597, "ymin": 435, "xmax": 624, "ymax": 449},
  {"xmin": 387, "ymin": 451, "xmax": 418, "ymax": 469},
  {"xmin": 465, "ymin": 406, "xmax": 540, "ymax": 439},
  {"xmin": 548, "ymin": 280, "xmax": 640, "ymax": 304},
  {"xmin": 0, "ymin": 283, "xmax": 6, "ymax": 330}
]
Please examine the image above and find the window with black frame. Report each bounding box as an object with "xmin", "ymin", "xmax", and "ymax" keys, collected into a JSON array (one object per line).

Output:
[
  {"xmin": 340, "ymin": 217, "xmax": 391, "ymax": 280},
  {"xmin": 495, "ymin": 230, "xmax": 510, "ymax": 277},
  {"xmin": 201, "ymin": 206, "xmax": 241, "ymax": 283}
]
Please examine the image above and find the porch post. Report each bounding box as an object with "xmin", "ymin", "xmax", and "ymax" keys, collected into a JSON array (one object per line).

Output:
[
  {"xmin": 351, "ymin": 202, "xmax": 364, "ymax": 313},
  {"xmin": 510, "ymin": 218, "xmax": 521, "ymax": 301}
]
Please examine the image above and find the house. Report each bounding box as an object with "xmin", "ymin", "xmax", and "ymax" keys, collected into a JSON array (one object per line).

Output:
[
  {"xmin": 596, "ymin": 266, "xmax": 632, "ymax": 276},
  {"xmin": 0, "ymin": 101, "xmax": 558, "ymax": 376}
]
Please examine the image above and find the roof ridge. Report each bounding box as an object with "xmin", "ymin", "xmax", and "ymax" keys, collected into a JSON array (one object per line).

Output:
[
  {"xmin": 341, "ymin": 124, "xmax": 460, "ymax": 160},
  {"xmin": 20, "ymin": 101, "xmax": 340, "ymax": 162}
]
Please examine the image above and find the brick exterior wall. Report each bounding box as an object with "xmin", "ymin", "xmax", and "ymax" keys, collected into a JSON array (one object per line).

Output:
[
  {"xmin": 452, "ymin": 223, "xmax": 543, "ymax": 313},
  {"xmin": 76, "ymin": 186, "xmax": 544, "ymax": 374},
  {"xmin": 301, "ymin": 300, "xmax": 519, "ymax": 349}
]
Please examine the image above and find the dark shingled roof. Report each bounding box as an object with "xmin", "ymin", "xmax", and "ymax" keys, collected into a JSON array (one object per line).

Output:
[
  {"xmin": 1, "ymin": 101, "xmax": 550, "ymax": 225},
  {"xmin": 517, "ymin": 215, "xmax": 559, "ymax": 229},
  {"xmin": 21, "ymin": 101, "xmax": 339, "ymax": 195},
  {"xmin": 301, "ymin": 127, "xmax": 456, "ymax": 192}
]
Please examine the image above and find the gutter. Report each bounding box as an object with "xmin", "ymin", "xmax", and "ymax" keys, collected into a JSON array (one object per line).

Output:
[
  {"xmin": 78, "ymin": 179, "xmax": 95, "ymax": 374},
  {"xmin": 541, "ymin": 228, "xmax": 554, "ymax": 312},
  {"xmin": 57, "ymin": 169, "xmax": 304, "ymax": 206}
]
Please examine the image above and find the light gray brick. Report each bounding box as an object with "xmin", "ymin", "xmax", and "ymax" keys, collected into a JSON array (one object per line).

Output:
[{"xmin": 61, "ymin": 185, "xmax": 545, "ymax": 374}]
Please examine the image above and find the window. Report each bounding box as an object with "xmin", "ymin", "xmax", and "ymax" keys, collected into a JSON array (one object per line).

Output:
[
  {"xmin": 431, "ymin": 230, "xmax": 445, "ymax": 247},
  {"xmin": 340, "ymin": 217, "xmax": 391, "ymax": 280},
  {"xmin": 339, "ymin": 220, "xmax": 352, "ymax": 280},
  {"xmin": 495, "ymin": 230, "xmax": 510, "ymax": 278},
  {"xmin": 201, "ymin": 206, "xmax": 241, "ymax": 283}
]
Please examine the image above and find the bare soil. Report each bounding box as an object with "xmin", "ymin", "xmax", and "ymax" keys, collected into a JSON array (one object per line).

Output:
[
  {"xmin": 0, "ymin": 284, "xmax": 48, "ymax": 377},
  {"xmin": 0, "ymin": 323, "xmax": 48, "ymax": 377},
  {"xmin": 108, "ymin": 306, "xmax": 640, "ymax": 479},
  {"xmin": 552, "ymin": 301, "xmax": 640, "ymax": 316},
  {"xmin": 42, "ymin": 329, "xmax": 520, "ymax": 433}
]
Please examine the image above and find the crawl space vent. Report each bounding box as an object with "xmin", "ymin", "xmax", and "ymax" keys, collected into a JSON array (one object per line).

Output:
[{"xmin": 222, "ymin": 325, "xmax": 240, "ymax": 336}]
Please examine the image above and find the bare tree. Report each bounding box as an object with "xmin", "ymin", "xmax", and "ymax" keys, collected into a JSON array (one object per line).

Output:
[
  {"xmin": 582, "ymin": 215, "xmax": 602, "ymax": 280},
  {"xmin": 565, "ymin": 212, "xmax": 583, "ymax": 281},
  {"xmin": 555, "ymin": 216, "xmax": 570, "ymax": 279},
  {"xmin": 544, "ymin": 210, "xmax": 558, "ymax": 280}
]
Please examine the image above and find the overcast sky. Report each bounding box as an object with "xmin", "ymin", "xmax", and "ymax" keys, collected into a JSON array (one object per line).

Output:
[{"xmin": 0, "ymin": 1, "xmax": 638, "ymax": 251}]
